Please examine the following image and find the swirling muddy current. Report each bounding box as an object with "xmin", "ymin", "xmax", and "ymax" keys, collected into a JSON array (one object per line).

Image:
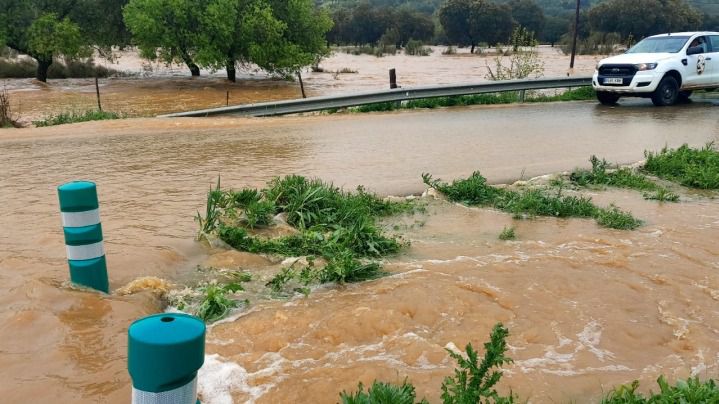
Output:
[{"xmin": 0, "ymin": 101, "xmax": 718, "ymax": 402}]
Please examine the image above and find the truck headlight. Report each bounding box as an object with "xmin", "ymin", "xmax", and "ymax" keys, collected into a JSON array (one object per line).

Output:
[{"xmin": 635, "ymin": 63, "xmax": 658, "ymax": 71}]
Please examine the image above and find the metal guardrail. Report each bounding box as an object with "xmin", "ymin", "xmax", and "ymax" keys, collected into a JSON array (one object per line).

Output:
[{"xmin": 160, "ymin": 76, "xmax": 593, "ymax": 118}]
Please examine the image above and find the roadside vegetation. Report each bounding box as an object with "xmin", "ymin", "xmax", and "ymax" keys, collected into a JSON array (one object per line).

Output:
[
  {"xmin": 423, "ymin": 171, "xmax": 642, "ymax": 230},
  {"xmin": 195, "ymin": 175, "xmax": 414, "ymax": 302},
  {"xmin": 339, "ymin": 322, "xmax": 719, "ymax": 404},
  {"xmin": 644, "ymin": 143, "xmax": 719, "ymax": 190},
  {"xmin": 570, "ymin": 156, "xmax": 679, "ymax": 202},
  {"xmin": 33, "ymin": 110, "xmax": 122, "ymax": 127},
  {"xmin": 328, "ymin": 87, "xmax": 595, "ymax": 115}
]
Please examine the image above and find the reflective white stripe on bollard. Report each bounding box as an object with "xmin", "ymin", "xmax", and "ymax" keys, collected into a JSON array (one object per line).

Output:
[
  {"xmin": 61, "ymin": 208, "xmax": 101, "ymax": 228},
  {"xmin": 65, "ymin": 242, "xmax": 105, "ymax": 261}
]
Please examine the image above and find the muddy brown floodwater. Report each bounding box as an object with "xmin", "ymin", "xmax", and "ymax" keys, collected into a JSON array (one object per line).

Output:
[
  {"xmin": 5, "ymin": 46, "xmax": 601, "ymax": 121},
  {"xmin": 0, "ymin": 101, "xmax": 718, "ymax": 403}
]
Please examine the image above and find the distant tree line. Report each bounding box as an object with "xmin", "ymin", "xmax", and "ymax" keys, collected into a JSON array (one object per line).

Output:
[
  {"xmin": 0, "ymin": 0, "xmax": 713, "ymax": 83},
  {"xmin": 0, "ymin": 0, "xmax": 331, "ymax": 83}
]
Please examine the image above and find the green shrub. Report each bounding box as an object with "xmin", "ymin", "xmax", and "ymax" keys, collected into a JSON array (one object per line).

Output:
[
  {"xmin": 602, "ymin": 376, "xmax": 719, "ymax": 403},
  {"xmin": 341, "ymin": 380, "xmax": 428, "ymax": 404},
  {"xmin": 405, "ymin": 40, "xmax": 432, "ymax": 56}
]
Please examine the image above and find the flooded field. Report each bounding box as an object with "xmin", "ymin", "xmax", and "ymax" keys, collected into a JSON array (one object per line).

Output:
[
  {"xmin": 4, "ymin": 46, "xmax": 601, "ymax": 121},
  {"xmin": 0, "ymin": 101, "xmax": 718, "ymax": 402}
]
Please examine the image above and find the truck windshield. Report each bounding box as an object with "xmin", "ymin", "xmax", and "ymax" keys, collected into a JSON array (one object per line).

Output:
[{"xmin": 626, "ymin": 36, "xmax": 690, "ymax": 53}]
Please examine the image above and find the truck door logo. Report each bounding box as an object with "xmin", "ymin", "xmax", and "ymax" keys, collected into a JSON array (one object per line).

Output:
[{"xmin": 697, "ymin": 55, "xmax": 706, "ymax": 75}]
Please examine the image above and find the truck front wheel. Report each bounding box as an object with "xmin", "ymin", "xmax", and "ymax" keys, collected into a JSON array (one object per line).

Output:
[
  {"xmin": 651, "ymin": 76, "xmax": 679, "ymax": 106},
  {"xmin": 596, "ymin": 91, "xmax": 620, "ymax": 105}
]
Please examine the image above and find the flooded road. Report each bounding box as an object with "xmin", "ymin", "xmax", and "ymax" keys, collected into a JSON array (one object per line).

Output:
[{"xmin": 0, "ymin": 101, "xmax": 718, "ymax": 402}]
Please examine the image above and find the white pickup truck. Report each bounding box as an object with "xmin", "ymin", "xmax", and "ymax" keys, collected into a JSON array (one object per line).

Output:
[{"xmin": 592, "ymin": 31, "xmax": 719, "ymax": 106}]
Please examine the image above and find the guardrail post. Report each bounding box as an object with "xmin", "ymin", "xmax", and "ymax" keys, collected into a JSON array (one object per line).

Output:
[
  {"xmin": 519, "ymin": 90, "xmax": 526, "ymax": 103},
  {"xmin": 58, "ymin": 181, "xmax": 109, "ymax": 293},
  {"xmin": 389, "ymin": 68, "xmax": 398, "ymax": 89},
  {"xmin": 128, "ymin": 313, "xmax": 206, "ymax": 404}
]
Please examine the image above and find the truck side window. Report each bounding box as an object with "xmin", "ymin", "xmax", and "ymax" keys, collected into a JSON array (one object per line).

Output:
[
  {"xmin": 689, "ymin": 36, "xmax": 708, "ymax": 53},
  {"xmin": 710, "ymin": 36, "xmax": 719, "ymax": 53}
]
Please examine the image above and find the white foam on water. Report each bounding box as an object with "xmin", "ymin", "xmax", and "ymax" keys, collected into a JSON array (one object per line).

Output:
[{"xmin": 198, "ymin": 354, "xmax": 279, "ymax": 404}]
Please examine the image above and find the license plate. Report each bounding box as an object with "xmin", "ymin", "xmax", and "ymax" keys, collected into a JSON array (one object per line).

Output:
[{"xmin": 604, "ymin": 77, "xmax": 623, "ymax": 85}]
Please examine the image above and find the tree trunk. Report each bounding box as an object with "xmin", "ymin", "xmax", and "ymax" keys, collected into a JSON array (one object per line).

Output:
[
  {"xmin": 297, "ymin": 71, "xmax": 306, "ymax": 99},
  {"xmin": 470, "ymin": 43, "xmax": 475, "ymax": 54},
  {"xmin": 187, "ymin": 62, "xmax": 200, "ymax": 77},
  {"xmin": 36, "ymin": 57, "xmax": 52, "ymax": 82},
  {"xmin": 226, "ymin": 59, "xmax": 236, "ymax": 82},
  {"xmin": 181, "ymin": 52, "xmax": 200, "ymax": 77}
]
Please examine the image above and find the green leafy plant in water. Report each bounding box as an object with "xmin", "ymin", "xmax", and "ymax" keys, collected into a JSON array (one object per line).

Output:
[
  {"xmin": 441, "ymin": 323, "xmax": 515, "ymax": 404},
  {"xmin": 602, "ymin": 376, "xmax": 719, "ymax": 403},
  {"xmin": 340, "ymin": 379, "xmax": 429, "ymax": 404},
  {"xmin": 498, "ymin": 226, "xmax": 516, "ymax": 241},
  {"xmin": 595, "ymin": 205, "xmax": 643, "ymax": 230},
  {"xmin": 244, "ymin": 200, "xmax": 275, "ymax": 228},
  {"xmin": 196, "ymin": 283, "xmax": 239, "ymax": 323},
  {"xmin": 644, "ymin": 143, "xmax": 719, "ymax": 190},
  {"xmin": 196, "ymin": 177, "xmax": 223, "ymax": 240}
]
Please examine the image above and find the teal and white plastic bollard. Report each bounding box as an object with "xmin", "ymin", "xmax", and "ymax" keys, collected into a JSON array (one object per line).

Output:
[
  {"xmin": 57, "ymin": 181, "xmax": 109, "ymax": 293},
  {"xmin": 128, "ymin": 313, "xmax": 206, "ymax": 404}
]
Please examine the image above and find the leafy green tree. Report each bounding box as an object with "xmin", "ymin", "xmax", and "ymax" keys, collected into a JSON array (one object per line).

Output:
[
  {"xmin": 261, "ymin": 0, "xmax": 333, "ymax": 96},
  {"xmin": 542, "ymin": 15, "xmax": 569, "ymax": 46},
  {"xmin": 393, "ymin": 8, "xmax": 435, "ymax": 46},
  {"xmin": 508, "ymin": 0, "xmax": 544, "ymax": 37},
  {"xmin": 123, "ymin": 0, "xmax": 207, "ymax": 76},
  {"xmin": 440, "ymin": 0, "xmax": 513, "ymax": 53},
  {"xmin": 0, "ymin": 0, "xmax": 126, "ymax": 82},
  {"xmin": 588, "ymin": 0, "xmax": 702, "ymax": 39},
  {"xmin": 198, "ymin": 0, "xmax": 285, "ymax": 82}
]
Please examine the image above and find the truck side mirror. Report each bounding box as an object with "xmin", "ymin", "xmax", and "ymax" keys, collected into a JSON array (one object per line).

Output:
[{"xmin": 687, "ymin": 46, "xmax": 703, "ymax": 56}]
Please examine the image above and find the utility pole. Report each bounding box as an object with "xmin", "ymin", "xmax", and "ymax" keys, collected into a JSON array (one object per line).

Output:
[{"xmin": 570, "ymin": 0, "xmax": 581, "ymax": 70}]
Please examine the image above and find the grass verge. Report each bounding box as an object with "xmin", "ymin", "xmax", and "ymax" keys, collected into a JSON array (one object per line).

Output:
[
  {"xmin": 328, "ymin": 87, "xmax": 595, "ymax": 114},
  {"xmin": 423, "ymin": 171, "xmax": 642, "ymax": 230},
  {"xmin": 644, "ymin": 143, "xmax": 719, "ymax": 190},
  {"xmin": 570, "ymin": 156, "xmax": 679, "ymax": 202},
  {"xmin": 33, "ymin": 110, "xmax": 122, "ymax": 127}
]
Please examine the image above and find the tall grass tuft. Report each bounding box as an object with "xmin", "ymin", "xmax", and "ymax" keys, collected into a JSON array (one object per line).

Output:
[
  {"xmin": 424, "ymin": 171, "xmax": 641, "ymax": 230},
  {"xmin": 644, "ymin": 143, "xmax": 719, "ymax": 189},
  {"xmin": 341, "ymin": 379, "xmax": 429, "ymax": 404}
]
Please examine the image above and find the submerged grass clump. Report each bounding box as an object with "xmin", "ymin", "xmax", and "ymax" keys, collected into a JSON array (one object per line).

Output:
[
  {"xmin": 196, "ymin": 175, "xmax": 413, "ymax": 304},
  {"xmin": 423, "ymin": 171, "xmax": 641, "ymax": 230},
  {"xmin": 33, "ymin": 110, "xmax": 122, "ymax": 127},
  {"xmin": 644, "ymin": 143, "xmax": 719, "ymax": 190},
  {"xmin": 499, "ymin": 226, "xmax": 516, "ymax": 240},
  {"xmin": 570, "ymin": 156, "xmax": 679, "ymax": 202}
]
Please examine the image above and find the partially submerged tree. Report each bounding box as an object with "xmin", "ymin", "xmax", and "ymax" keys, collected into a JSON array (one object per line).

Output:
[
  {"xmin": 439, "ymin": 0, "xmax": 513, "ymax": 53},
  {"xmin": 0, "ymin": 1, "xmax": 97, "ymax": 82},
  {"xmin": 261, "ymin": 0, "xmax": 333, "ymax": 97},
  {"xmin": 198, "ymin": 0, "xmax": 285, "ymax": 82},
  {"xmin": 123, "ymin": 0, "xmax": 206, "ymax": 76}
]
